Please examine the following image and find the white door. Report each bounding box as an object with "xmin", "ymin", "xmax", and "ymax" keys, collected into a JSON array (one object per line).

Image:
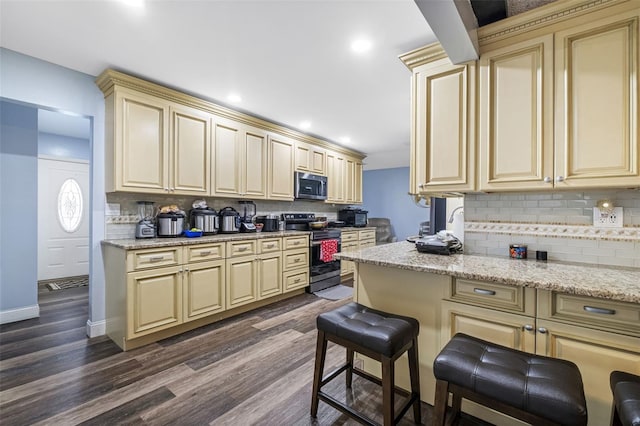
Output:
[{"xmin": 37, "ymin": 158, "xmax": 90, "ymax": 280}]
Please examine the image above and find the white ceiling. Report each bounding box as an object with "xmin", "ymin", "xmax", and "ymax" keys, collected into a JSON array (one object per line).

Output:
[{"xmin": 0, "ymin": 0, "xmax": 438, "ymax": 168}]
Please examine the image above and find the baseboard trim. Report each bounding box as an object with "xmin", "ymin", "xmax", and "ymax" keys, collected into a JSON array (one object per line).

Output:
[
  {"xmin": 86, "ymin": 319, "xmax": 106, "ymax": 338},
  {"xmin": 0, "ymin": 304, "xmax": 40, "ymax": 324}
]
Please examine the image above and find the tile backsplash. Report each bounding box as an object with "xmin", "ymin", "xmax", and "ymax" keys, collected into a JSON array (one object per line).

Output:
[
  {"xmin": 105, "ymin": 193, "xmax": 345, "ymax": 240},
  {"xmin": 463, "ymin": 189, "xmax": 640, "ymax": 268}
]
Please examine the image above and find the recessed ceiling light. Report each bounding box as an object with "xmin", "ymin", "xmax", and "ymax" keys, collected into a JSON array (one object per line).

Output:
[
  {"xmin": 119, "ymin": 0, "xmax": 145, "ymax": 8},
  {"xmin": 227, "ymin": 94, "xmax": 242, "ymax": 103},
  {"xmin": 339, "ymin": 136, "xmax": 351, "ymax": 144},
  {"xmin": 351, "ymin": 38, "xmax": 372, "ymax": 54},
  {"xmin": 299, "ymin": 121, "xmax": 311, "ymax": 130}
]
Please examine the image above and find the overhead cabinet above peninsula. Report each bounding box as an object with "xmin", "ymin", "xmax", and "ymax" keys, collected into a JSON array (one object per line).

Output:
[
  {"xmin": 96, "ymin": 70, "xmax": 365, "ymax": 203},
  {"xmin": 401, "ymin": 0, "xmax": 640, "ymax": 195}
]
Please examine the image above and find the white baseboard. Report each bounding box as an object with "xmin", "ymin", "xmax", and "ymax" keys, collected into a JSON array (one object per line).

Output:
[
  {"xmin": 0, "ymin": 304, "xmax": 40, "ymax": 324},
  {"xmin": 86, "ymin": 319, "xmax": 106, "ymax": 338}
]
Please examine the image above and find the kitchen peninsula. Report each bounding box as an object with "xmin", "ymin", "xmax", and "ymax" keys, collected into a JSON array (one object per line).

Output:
[{"xmin": 336, "ymin": 242, "xmax": 640, "ymax": 426}]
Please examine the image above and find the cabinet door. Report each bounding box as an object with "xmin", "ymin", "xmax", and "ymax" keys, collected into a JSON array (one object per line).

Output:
[
  {"xmin": 295, "ymin": 141, "xmax": 326, "ymax": 175},
  {"xmin": 268, "ymin": 135, "xmax": 294, "ymax": 200},
  {"xmin": 340, "ymin": 242, "xmax": 358, "ymax": 276},
  {"xmin": 326, "ymin": 151, "xmax": 345, "ymax": 203},
  {"xmin": 257, "ymin": 253, "xmax": 282, "ymax": 300},
  {"xmin": 354, "ymin": 161, "xmax": 363, "ymax": 204},
  {"xmin": 479, "ymin": 34, "xmax": 554, "ymax": 191},
  {"xmin": 113, "ymin": 89, "xmax": 169, "ymax": 193},
  {"xmin": 127, "ymin": 266, "xmax": 182, "ymax": 338},
  {"xmin": 243, "ymin": 125, "xmax": 268, "ymax": 198},
  {"xmin": 554, "ymin": 10, "xmax": 640, "ymax": 188},
  {"xmin": 413, "ymin": 60, "xmax": 476, "ymax": 193},
  {"xmin": 212, "ymin": 119, "xmax": 242, "ymax": 196},
  {"xmin": 536, "ymin": 319, "xmax": 640, "ymax": 426},
  {"xmin": 183, "ymin": 260, "xmax": 225, "ymax": 322},
  {"xmin": 226, "ymin": 256, "xmax": 257, "ymax": 308},
  {"xmin": 345, "ymin": 158, "xmax": 356, "ymax": 203},
  {"xmin": 170, "ymin": 105, "xmax": 211, "ymax": 195}
]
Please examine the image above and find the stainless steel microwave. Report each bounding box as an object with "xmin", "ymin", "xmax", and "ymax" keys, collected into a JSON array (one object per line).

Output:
[{"xmin": 294, "ymin": 172, "xmax": 327, "ymax": 201}]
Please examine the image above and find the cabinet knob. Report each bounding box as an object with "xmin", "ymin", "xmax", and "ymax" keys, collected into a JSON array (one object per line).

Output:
[
  {"xmin": 523, "ymin": 324, "xmax": 534, "ymax": 331},
  {"xmin": 543, "ymin": 176, "xmax": 552, "ymax": 183},
  {"xmin": 537, "ymin": 327, "xmax": 548, "ymax": 334},
  {"xmin": 184, "ymin": 268, "xmax": 189, "ymax": 272},
  {"xmin": 555, "ymin": 176, "xmax": 564, "ymax": 182},
  {"xmin": 164, "ymin": 187, "xmax": 170, "ymax": 192}
]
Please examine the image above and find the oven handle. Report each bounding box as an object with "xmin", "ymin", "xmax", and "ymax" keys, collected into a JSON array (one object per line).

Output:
[{"xmin": 310, "ymin": 240, "xmax": 341, "ymax": 247}]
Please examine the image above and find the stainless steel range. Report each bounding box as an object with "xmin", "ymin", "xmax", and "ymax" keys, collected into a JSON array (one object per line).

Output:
[{"xmin": 282, "ymin": 213, "xmax": 342, "ymax": 293}]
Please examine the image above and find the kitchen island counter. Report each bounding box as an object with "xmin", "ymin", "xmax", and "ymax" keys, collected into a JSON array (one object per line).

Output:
[{"xmin": 335, "ymin": 241, "xmax": 640, "ymax": 303}]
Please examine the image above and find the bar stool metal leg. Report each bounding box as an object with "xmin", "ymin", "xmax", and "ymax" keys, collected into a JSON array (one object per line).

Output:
[
  {"xmin": 311, "ymin": 330, "xmax": 327, "ymax": 417},
  {"xmin": 382, "ymin": 356, "xmax": 394, "ymax": 425},
  {"xmin": 408, "ymin": 338, "xmax": 422, "ymax": 424},
  {"xmin": 346, "ymin": 348, "xmax": 354, "ymax": 388}
]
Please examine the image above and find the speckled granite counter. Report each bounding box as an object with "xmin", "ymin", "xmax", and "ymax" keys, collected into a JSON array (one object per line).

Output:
[
  {"xmin": 102, "ymin": 230, "xmax": 310, "ymax": 250},
  {"xmin": 335, "ymin": 241, "xmax": 640, "ymax": 303}
]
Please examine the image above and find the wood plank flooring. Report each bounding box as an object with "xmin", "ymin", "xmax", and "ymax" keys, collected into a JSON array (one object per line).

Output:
[{"xmin": 1, "ymin": 286, "xmax": 489, "ymax": 425}]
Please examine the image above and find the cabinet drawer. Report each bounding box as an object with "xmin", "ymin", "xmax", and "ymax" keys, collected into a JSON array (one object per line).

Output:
[
  {"xmin": 226, "ymin": 240, "xmax": 257, "ymax": 258},
  {"xmin": 127, "ymin": 247, "xmax": 182, "ymax": 272},
  {"xmin": 283, "ymin": 235, "xmax": 308, "ymax": 250},
  {"xmin": 342, "ymin": 231, "xmax": 358, "ymax": 243},
  {"xmin": 258, "ymin": 238, "xmax": 281, "ymax": 253},
  {"xmin": 283, "ymin": 248, "xmax": 309, "ymax": 271},
  {"xmin": 538, "ymin": 290, "xmax": 640, "ymax": 336},
  {"xmin": 184, "ymin": 243, "xmax": 225, "ymax": 263},
  {"xmin": 284, "ymin": 269, "xmax": 309, "ymax": 292},
  {"xmin": 358, "ymin": 229, "xmax": 376, "ymax": 241},
  {"xmin": 450, "ymin": 279, "xmax": 536, "ymax": 316}
]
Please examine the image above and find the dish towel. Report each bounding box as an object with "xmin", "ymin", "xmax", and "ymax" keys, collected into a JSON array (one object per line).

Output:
[{"xmin": 320, "ymin": 239, "xmax": 339, "ymax": 263}]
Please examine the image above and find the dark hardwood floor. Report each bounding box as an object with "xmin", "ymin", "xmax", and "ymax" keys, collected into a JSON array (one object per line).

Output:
[{"xmin": 0, "ymin": 285, "xmax": 489, "ymax": 425}]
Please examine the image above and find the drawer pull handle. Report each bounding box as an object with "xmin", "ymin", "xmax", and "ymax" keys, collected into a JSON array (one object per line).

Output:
[
  {"xmin": 473, "ymin": 288, "xmax": 496, "ymax": 296},
  {"xmin": 293, "ymin": 241, "xmax": 301, "ymax": 245},
  {"xmin": 294, "ymin": 258, "xmax": 301, "ymax": 263},
  {"xmin": 238, "ymin": 247, "xmax": 248, "ymax": 252},
  {"xmin": 199, "ymin": 251, "xmax": 212, "ymax": 256},
  {"xmin": 583, "ymin": 306, "xmax": 616, "ymax": 315},
  {"xmin": 266, "ymin": 244, "xmax": 275, "ymax": 248},
  {"xmin": 295, "ymin": 278, "xmax": 301, "ymax": 283},
  {"xmin": 149, "ymin": 256, "xmax": 165, "ymax": 262}
]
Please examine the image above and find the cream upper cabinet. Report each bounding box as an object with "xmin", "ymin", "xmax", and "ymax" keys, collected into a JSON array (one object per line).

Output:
[
  {"xmin": 170, "ymin": 104, "xmax": 211, "ymax": 195},
  {"xmin": 354, "ymin": 162, "xmax": 363, "ymax": 204},
  {"xmin": 326, "ymin": 150, "xmax": 345, "ymax": 203},
  {"xmin": 212, "ymin": 117, "xmax": 267, "ymax": 199},
  {"xmin": 106, "ymin": 88, "xmax": 170, "ymax": 193},
  {"xmin": 479, "ymin": 35, "xmax": 554, "ymax": 191},
  {"xmin": 295, "ymin": 140, "xmax": 326, "ymax": 175},
  {"xmin": 267, "ymin": 134, "xmax": 295, "ymax": 200},
  {"xmin": 412, "ymin": 58, "xmax": 476, "ymax": 195},
  {"xmin": 554, "ymin": 9, "xmax": 640, "ymax": 189}
]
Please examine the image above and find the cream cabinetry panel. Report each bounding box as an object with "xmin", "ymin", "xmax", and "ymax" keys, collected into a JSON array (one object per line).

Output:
[
  {"xmin": 536, "ymin": 319, "xmax": 640, "ymax": 426},
  {"xmin": 295, "ymin": 141, "xmax": 326, "ymax": 175},
  {"xmin": 106, "ymin": 88, "xmax": 169, "ymax": 193},
  {"xmin": 226, "ymin": 255, "xmax": 258, "ymax": 308},
  {"xmin": 127, "ymin": 247, "xmax": 182, "ymax": 272},
  {"xmin": 412, "ymin": 60, "xmax": 476, "ymax": 195},
  {"xmin": 554, "ymin": 10, "xmax": 640, "ymax": 189},
  {"xmin": 212, "ymin": 118, "xmax": 267, "ymax": 198},
  {"xmin": 282, "ymin": 234, "xmax": 309, "ymax": 292},
  {"xmin": 183, "ymin": 260, "xmax": 225, "ymax": 321},
  {"xmin": 450, "ymin": 278, "xmax": 536, "ymax": 316},
  {"xmin": 257, "ymin": 253, "xmax": 282, "ymax": 300},
  {"xmin": 326, "ymin": 151, "xmax": 345, "ymax": 203},
  {"xmin": 184, "ymin": 243, "xmax": 225, "ymax": 262},
  {"xmin": 283, "ymin": 235, "xmax": 308, "ymax": 250},
  {"xmin": 170, "ymin": 104, "xmax": 210, "ymax": 195},
  {"xmin": 479, "ymin": 35, "xmax": 554, "ymax": 191},
  {"xmin": 127, "ymin": 266, "xmax": 183, "ymax": 338},
  {"xmin": 267, "ymin": 134, "xmax": 295, "ymax": 200},
  {"xmin": 258, "ymin": 238, "xmax": 281, "ymax": 254},
  {"xmin": 284, "ymin": 269, "xmax": 309, "ymax": 292}
]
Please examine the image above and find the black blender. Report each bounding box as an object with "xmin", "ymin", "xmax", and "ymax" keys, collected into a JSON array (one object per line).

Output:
[
  {"xmin": 135, "ymin": 201, "xmax": 156, "ymax": 238},
  {"xmin": 238, "ymin": 200, "xmax": 257, "ymax": 232}
]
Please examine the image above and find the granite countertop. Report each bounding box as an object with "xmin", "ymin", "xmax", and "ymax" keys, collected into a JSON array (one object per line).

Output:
[
  {"xmin": 102, "ymin": 230, "xmax": 310, "ymax": 250},
  {"xmin": 335, "ymin": 241, "xmax": 640, "ymax": 303}
]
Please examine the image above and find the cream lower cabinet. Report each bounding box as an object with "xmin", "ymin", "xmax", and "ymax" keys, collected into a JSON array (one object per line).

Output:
[
  {"xmin": 257, "ymin": 253, "xmax": 282, "ymax": 300},
  {"xmin": 267, "ymin": 134, "xmax": 295, "ymax": 200},
  {"xmin": 282, "ymin": 235, "xmax": 309, "ymax": 292},
  {"xmin": 339, "ymin": 231, "xmax": 358, "ymax": 277},
  {"xmin": 183, "ymin": 260, "xmax": 225, "ymax": 322}
]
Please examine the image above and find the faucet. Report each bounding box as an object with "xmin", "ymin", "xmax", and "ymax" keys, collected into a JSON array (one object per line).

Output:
[{"xmin": 448, "ymin": 206, "xmax": 464, "ymax": 223}]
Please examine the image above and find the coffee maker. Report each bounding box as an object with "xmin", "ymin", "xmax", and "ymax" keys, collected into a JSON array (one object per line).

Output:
[
  {"xmin": 238, "ymin": 200, "xmax": 257, "ymax": 232},
  {"xmin": 135, "ymin": 201, "xmax": 156, "ymax": 239}
]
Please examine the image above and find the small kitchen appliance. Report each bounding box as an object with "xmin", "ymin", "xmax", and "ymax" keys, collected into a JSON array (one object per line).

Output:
[
  {"xmin": 255, "ymin": 214, "xmax": 279, "ymax": 232},
  {"xmin": 157, "ymin": 211, "xmax": 185, "ymax": 237},
  {"xmin": 219, "ymin": 207, "xmax": 241, "ymax": 233},
  {"xmin": 189, "ymin": 207, "xmax": 218, "ymax": 235},
  {"xmin": 338, "ymin": 208, "xmax": 368, "ymax": 227},
  {"xmin": 294, "ymin": 172, "xmax": 328, "ymax": 201},
  {"xmin": 135, "ymin": 201, "xmax": 156, "ymax": 239},
  {"xmin": 238, "ymin": 200, "xmax": 257, "ymax": 232}
]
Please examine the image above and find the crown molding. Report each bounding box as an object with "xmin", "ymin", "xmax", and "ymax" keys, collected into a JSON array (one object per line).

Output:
[
  {"xmin": 398, "ymin": 42, "xmax": 449, "ymax": 70},
  {"xmin": 95, "ymin": 69, "xmax": 366, "ymax": 160}
]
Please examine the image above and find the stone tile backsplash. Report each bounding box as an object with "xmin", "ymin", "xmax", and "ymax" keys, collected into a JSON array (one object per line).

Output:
[{"xmin": 464, "ymin": 189, "xmax": 640, "ymax": 268}]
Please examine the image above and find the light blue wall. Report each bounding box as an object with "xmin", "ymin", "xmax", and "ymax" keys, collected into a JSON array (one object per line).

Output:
[
  {"xmin": 39, "ymin": 132, "xmax": 90, "ymax": 160},
  {"xmin": 0, "ymin": 48, "xmax": 106, "ymax": 332},
  {"xmin": 0, "ymin": 101, "xmax": 39, "ymax": 311},
  {"xmin": 361, "ymin": 167, "xmax": 429, "ymax": 241}
]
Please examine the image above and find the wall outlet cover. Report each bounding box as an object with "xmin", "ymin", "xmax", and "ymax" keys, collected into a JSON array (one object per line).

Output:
[{"xmin": 593, "ymin": 207, "xmax": 623, "ymax": 228}]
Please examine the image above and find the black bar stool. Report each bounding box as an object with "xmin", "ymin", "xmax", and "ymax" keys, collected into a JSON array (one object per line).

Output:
[
  {"xmin": 310, "ymin": 302, "xmax": 421, "ymax": 426},
  {"xmin": 610, "ymin": 370, "xmax": 640, "ymax": 426},
  {"xmin": 433, "ymin": 333, "xmax": 588, "ymax": 426}
]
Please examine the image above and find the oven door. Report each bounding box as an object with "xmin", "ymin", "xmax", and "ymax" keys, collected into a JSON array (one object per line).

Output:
[{"xmin": 309, "ymin": 239, "xmax": 341, "ymax": 283}]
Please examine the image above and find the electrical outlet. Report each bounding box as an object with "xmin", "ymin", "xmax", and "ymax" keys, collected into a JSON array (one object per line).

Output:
[{"xmin": 593, "ymin": 207, "xmax": 623, "ymax": 228}]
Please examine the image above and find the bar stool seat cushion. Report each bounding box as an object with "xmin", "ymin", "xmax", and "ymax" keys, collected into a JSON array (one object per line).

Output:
[
  {"xmin": 434, "ymin": 333, "xmax": 587, "ymax": 426},
  {"xmin": 611, "ymin": 370, "xmax": 640, "ymax": 426},
  {"xmin": 316, "ymin": 302, "xmax": 419, "ymax": 358}
]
